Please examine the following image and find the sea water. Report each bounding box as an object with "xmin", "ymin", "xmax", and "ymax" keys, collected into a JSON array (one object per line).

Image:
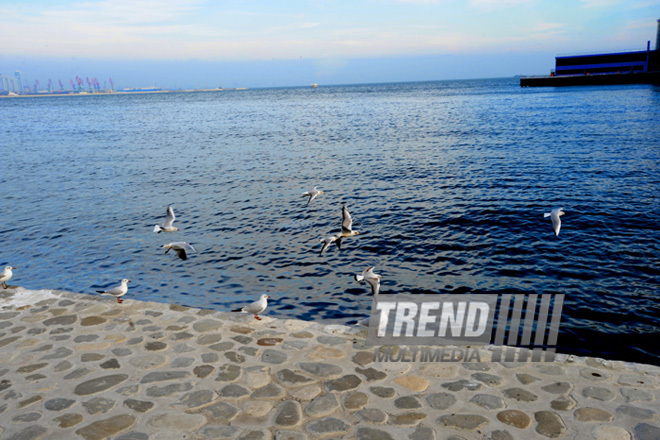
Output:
[{"xmin": 1, "ymin": 78, "xmax": 659, "ymax": 365}]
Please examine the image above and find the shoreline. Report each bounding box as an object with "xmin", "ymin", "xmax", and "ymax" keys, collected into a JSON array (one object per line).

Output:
[
  {"xmin": 0, "ymin": 88, "xmax": 249, "ymax": 99},
  {"xmin": 1, "ymin": 285, "xmax": 659, "ymax": 439}
]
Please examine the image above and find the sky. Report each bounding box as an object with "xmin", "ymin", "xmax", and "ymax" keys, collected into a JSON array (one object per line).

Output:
[{"xmin": 0, "ymin": 0, "xmax": 658, "ymax": 89}]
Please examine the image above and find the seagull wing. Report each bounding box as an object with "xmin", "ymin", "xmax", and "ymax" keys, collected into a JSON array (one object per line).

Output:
[
  {"xmin": 341, "ymin": 205, "xmax": 353, "ymax": 233},
  {"xmin": 163, "ymin": 206, "xmax": 176, "ymax": 228}
]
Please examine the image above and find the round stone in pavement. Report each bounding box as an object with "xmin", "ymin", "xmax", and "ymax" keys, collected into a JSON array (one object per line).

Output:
[
  {"xmin": 4, "ymin": 425, "xmax": 49, "ymax": 440},
  {"xmin": 497, "ymin": 410, "xmax": 531, "ymax": 429},
  {"xmin": 470, "ymin": 394, "xmax": 505, "ymax": 410},
  {"xmin": 44, "ymin": 398, "xmax": 76, "ymax": 411},
  {"xmin": 356, "ymin": 427, "xmax": 395, "ymax": 440},
  {"xmin": 437, "ymin": 414, "xmax": 490, "ymax": 431},
  {"xmin": 633, "ymin": 423, "xmax": 660, "ymax": 440},
  {"xmin": 306, "ymin": 416, "xmax": 351, "ymax": 436},
  {"xmin": 74, "ymin": 374, "xmax": 129, "ymax": 396},
  {"xmin": 275, "ymin": 400, "xmax": 302, "ymax": 427},
  {"xmin": 591, "ymin": 425, "xmax": 631, "ymax": 440}
]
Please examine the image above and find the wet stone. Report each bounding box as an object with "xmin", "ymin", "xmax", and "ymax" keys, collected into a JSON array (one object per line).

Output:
[
  {"xmin": 3, "ymin": 425, "xmax": 49, "ymax": 440},
  {"xmin": 219, "ymin": 384, "xmax": 250, "ymax": 398},
  {"xmin": 395, "ymin": 396, "xmax": 422, "ymax": 409},
  {"xmin": 173, "ymin": 390, "xmax": 217, "ymax": 410},
  {"xmin": 472, "ymin": 372, "xmax": 503, "ymax": 386},
  {"xmin": 470, "ymin": 394, "xmax": 505, "ymax": 410},
  {"xmin": 535, "ymin": 411, "xmax": 566, "ymax": 438},
  {"xmin": 426, "ymin": 392, "xmax": 457, "ymax": 410},
  {"xmin": 503, "ymin": 387, "xmax": 538, "ymax": 402},
  {"xmin": 83, "ymin": 396, "xmax": 116, "ymax": 415},
  {"xmin": 616, "ymin": 405, "xmax": 656, "ymax": 420},
  {"xmin": 194, "ymin": 364, "xmax": 215, "ymax": 378},
  {"xmin": 45, "ymin": 398, "xmax": 76, "ymax": 411},
  {"xmin": 146, "ymin": 382, "xmax": 193, "ymax": 397},
  {"xmin": 141, "ymin": 370, "xmax": 190, "ymax": 383},
  {"xmin": 124, "ymin": 399, "xmax": 154, "ymax": 413},
  {"xmin": 145, "ymin": 341, "xmax": 167, "ymax": 351},
  {"xmin": 74, "ymin": 374, "xmax": 129, "ymax": 396},
  {"xmin": 356, "ymin": 367, "xmax": 387, "ymax": 382},
  {"xmin": 574, "ymin": 407, "xmax": 614, "ymax": 422},
  {"xmin": 54, "ymin": 413, "xmax": 84, "ymax": 428},
  {"xmin": 551, "ymin": 395, "xmax": 577, "ymax": 411},
  {"xmin": 277, "ymin": 369, "xmax": 314, "ymax": 387},
  {"xmin": 353, "ymin": 351, "xmax": 374, "ymax": 366},
  {"xmin": 370, "ymin": 386, "xmax": 396, "ymax": 398},
  {"xmin": 262, "ymin": 349, "xmax": 288, "ymax": 364},
  {"xmin": 306, "ymin": 417, "xmax": 351, "ymax": 436},
  {"xmin": 437, "ymin": 414, "xmax": 490, "ymax": 431},
  {"xmin": 305, "ymin": 393, "xmax": 339, "ymax": 417},
  {"xmin": 497, "ymin": 410, "xmax": 531, "ymax": 429},
  {"xmin": 100, "ymin": 358, "xmax": 120, "ymax": 369},
  {"xmin": 13, "ymin": 412, "xmax": 42, "ymax": 422},
  {"xmin": 275, "ymin": 400, "xmax": 303, "ymax": 427},
  {"xmin": 75, "ymin": 414, "xmax": 137, "ymax": 440},
  {"xmin": 541, "ymin": 382, "xmax": 572, "ymax": 395},
  {"xmin": 356, "ymin": 427, "xmax": 395, "ymax": 440},
  {"xmin": 326, "ymin": 374, "xmax": 362, "ymax": 392},
  {"xmin": 442, "ymin": 379, "xmax": 483, "ymax": 392},
  {"xmin": 198, "ymin": 401, "xmax": 240, "ymax": 424},
  {"xmin": 81, "ymin": 353, "xmax": 105, "ymax": 362},
  {"xmin": 81, "ymin": 316, "xmax": 107, "ymax": 326},
  {"xmin": 393, "ymin": 412, "xmax": 428, "ymax": 426},
  {"xmin": 172, "ymin": 357, "xmax": 195, "ymax": 368},
  {"xmin": 583, "ymin": 386, "xmax": 615, "ymax": 401},
  {"xmin": 634, "ymin": 423, "xmax": 660, "ymax": 440},
  {"xmin": 621, "ymin": 388, "xmax": 654, "ymax": 403},
  {"xmin": 299, "ymin": 362, "xmax": 343, "ymax": 378},
  {"xmin": 252, "ymin": 383, "xmax": 286, "ymax": 399},
  {"xmin": 343, "ymin": 391, "xmax": 369, "ymax": 410},
  {"xmin": 43, "ymin": 315, "xmax": 77, "ymax": 326},
  {"xmin": 111, "ymin": 348, "xmax": 132, "ymax": 357}
]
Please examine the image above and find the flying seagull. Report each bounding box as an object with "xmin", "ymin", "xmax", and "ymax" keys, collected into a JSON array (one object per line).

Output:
[
  {"xmin": 319, "ymin": 234, "xmax": 341, "ymax": 256},
  {"xmin": 162, "ymin": 242, "xmax": 196, "ymax": 261},
  {"xmin": 544, "ymin": 208, "xmax": 565, "ymax": 236},
  {"xmin": 232, "ymin": 294, "xmax": 270, "ymax": 320},
  {"xmin": 1, "ymin": 266, "xmax": 15, "ymax": 289},
  {"xmin": 302, "ymin": 186, "xmax": 325, "ymax": 206},
  {"xmin": 354, "ymin": 266, "xmax": 382, "ymax": 296},
  {"xmin": 96, "ymin": 279, "xmax": 130, "ymax": 304},
  {"xmin": 338, "ymin": 204, "xmax": 360, "ymax": 249},
  {"xmin": 154, "ymin": 205, "xmax": 179, "ymax": 233}
]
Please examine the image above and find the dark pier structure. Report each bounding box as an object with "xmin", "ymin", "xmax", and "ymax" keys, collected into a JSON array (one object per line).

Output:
[{"xmin": 521, "ymin": 19, "xmax": 660, "ymax": 87}]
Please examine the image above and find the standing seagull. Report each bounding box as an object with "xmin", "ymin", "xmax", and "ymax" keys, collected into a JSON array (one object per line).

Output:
[
  {"xmin": 232, "ymin": 294, "xmax": 270, "ymax": 320},
  {"xmin": 302, "ymin": 186, "xmax": 325, "ymax": 206},
  {"xmin": 544, "ymin": 208, "xmax": 565, "ymax": 236},
  {"xmin": 96, "ymin": 279, "xmax": 130, "ymax": 304},
  {"xmin": 154, "ymin": 206, "xmax": 179, "ymax": 233},
  {"xmin": 1, "ymin": 266, "xmax": 15, "ymax": 289},
  {"xmin": 162, "ymin": 242, "xmax": 196, "ymax": 261},
  {"xmin": 354, "ymin": 266, "xmax": 382, "ymax": 296}
]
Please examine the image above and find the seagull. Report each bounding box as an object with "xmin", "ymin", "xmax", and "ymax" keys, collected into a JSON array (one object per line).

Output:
[
  {"xmin": 153, "ymin": 205, "xmax": 179, "ymax": 233},
  {"xmin": 337, "ymin": 204, "xmax": 360, "ymax": 249},
  {"xmin": 1, "ymin": 266, "xmax": 15, "ymax": 289},
  {"xmin": 319, "ymin": 234, "xmax": 341, "ymax": 256},
  {"xmin": 232, "ymin": 294, "xmax": 270, "ymax": 320},
  {"xmin": 302, "ymin": 186, "xmax": 325, "ymax": 206},
  {"xmin": 354, "ymin": 266, "xmax": 382, "ymax": 296},
  {"xmin": 162, "ymin": 242, "xmax": 196, "ymax": 261},
  {"xmin": 96, "ymin": 279, "xmax": 130, "ymax": 304},
  {"xmin": 544, "ymin": 208, "xmax": 565, "ymax": 236}
]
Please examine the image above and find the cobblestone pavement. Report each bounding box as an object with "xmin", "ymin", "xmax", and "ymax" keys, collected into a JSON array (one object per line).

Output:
[{"xmin": 1, "ymin": 287, "xmax": 659, "ymax": 440}]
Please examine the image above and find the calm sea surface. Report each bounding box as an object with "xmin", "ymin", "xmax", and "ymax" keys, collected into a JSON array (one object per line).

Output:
[{"xmin": 1, "ymin": 78, "xmax": 659, "ymax": 365}]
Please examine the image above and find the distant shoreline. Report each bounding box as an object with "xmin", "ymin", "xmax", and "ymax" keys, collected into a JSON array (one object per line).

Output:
[{"xmin": 0, "ymin": 87, "xmax": 248, "ymax": 98}]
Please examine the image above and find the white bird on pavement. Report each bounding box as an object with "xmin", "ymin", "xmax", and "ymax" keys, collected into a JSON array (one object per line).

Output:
[
  {"xmin": 154, "ymin": 205, "xmax": 179, "ymax": 233},
  {"xmin": 96, "ymin": 279, "xmax": 130, "ymax": 304},
  {"xmin": 1, "ymin": 266, "xmax": 15, "ymax": 289},
  {"xmin": 302, "ymin": 186, "xmax": 325, "ymax": 206},
  {"xmin": 232, "ymin": 294, "xmax": 270, "ymax": 320},
  {"xmin": 162, "ymin": 242, "xmax": 196, "ymax": 260},
  {"xmin": 354, "ymin": 266, "xmax": 382, "ymax": 296},
  {"xmin": 544, "ymin": 208, "xmax": 565, "ymax": 236}
]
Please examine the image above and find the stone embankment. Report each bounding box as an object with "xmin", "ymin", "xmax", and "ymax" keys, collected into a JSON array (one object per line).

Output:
[{"xmin": 0, "ymin": 287, "xmax": 659, "ymax": 440}]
